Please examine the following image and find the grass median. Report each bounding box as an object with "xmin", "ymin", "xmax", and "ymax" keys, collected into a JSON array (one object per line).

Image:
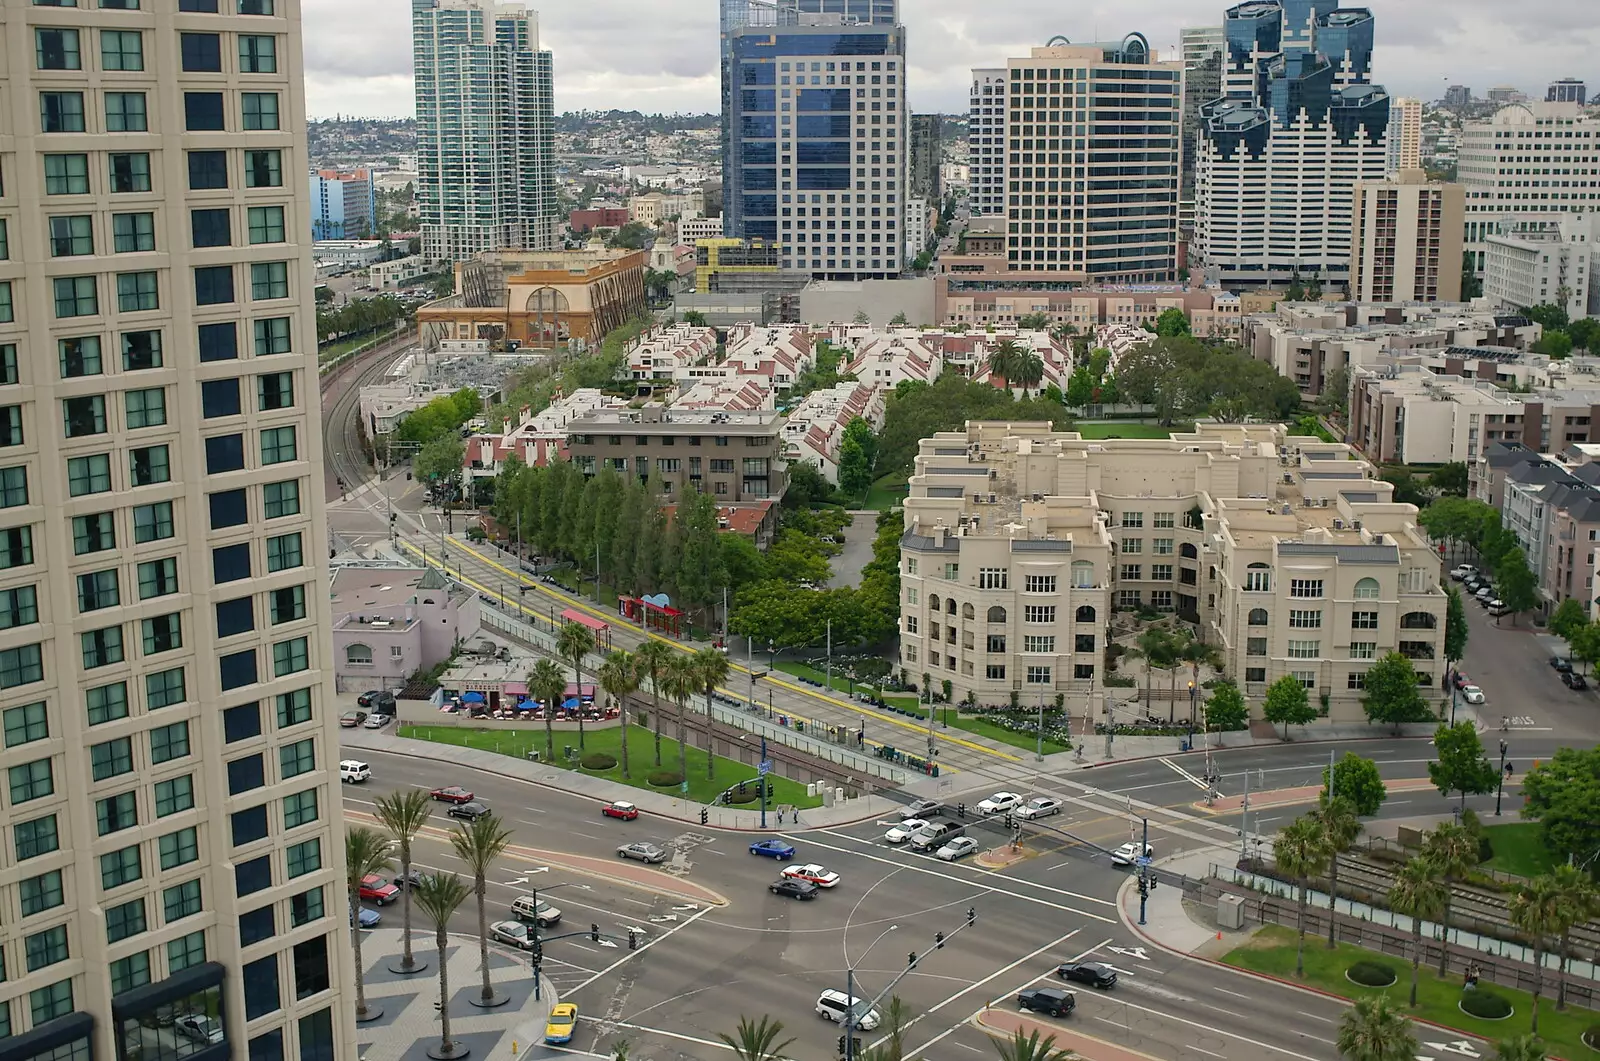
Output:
[
  {"xmin": 1483, "ymin": 822, "xmax": 1558, "ymax": 879},
  {"xmin": 1223, "ymin": 924, "xmax": 1592, "ymax": 1057},
  {"xmin": 398, "ymin": 721, "xmax": 823, "ymax": 808}
]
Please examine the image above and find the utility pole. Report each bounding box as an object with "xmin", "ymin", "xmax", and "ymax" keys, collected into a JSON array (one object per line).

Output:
[
  {"xmin": 1239, "ymin": 768, "xmax": 1251, "ymax": 860},
  {"xmin": 1137, "ymin": 817, "xmax": 1150, "ymax": 926},
  {"xmin": 760, "ymin": 736, "xmax": 769, "ymax": 829},
  {"xmin": 1496, "ymin": 738, "xmax": 1509, "ymax": 816},
  {"xmin": 747, "ymin": 635, "xmax": 755, "ymax": 708},
  {"xmin": 826, "ymin": 620, "xmax": 832, "ymax": 692},
  {"xmin": 1035, "ymin": 686, "xmax": 1045, "ymax": 762}
]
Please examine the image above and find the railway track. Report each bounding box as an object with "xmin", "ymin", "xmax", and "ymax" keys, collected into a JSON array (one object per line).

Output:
[{"xmin": 319, "ymin": 336, "xmax": 415, "ymax": 502}]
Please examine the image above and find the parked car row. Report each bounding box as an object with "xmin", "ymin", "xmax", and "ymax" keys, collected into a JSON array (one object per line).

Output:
[{"xmin": 1551, "ymin": 655, "xmax": 1589, "ymax": 690}]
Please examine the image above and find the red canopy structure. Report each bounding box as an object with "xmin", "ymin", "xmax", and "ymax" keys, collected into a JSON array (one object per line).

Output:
[
  {"xmin": 560, "ymin": 608, "xmax": 611, "ymax": 649},
  {"xmin": 618, "ymin": 596, "xmax": 685, "ymax": 637}
]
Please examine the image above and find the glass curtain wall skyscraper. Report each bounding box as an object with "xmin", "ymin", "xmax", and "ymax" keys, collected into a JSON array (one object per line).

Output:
[
  {"xmin": 413, "ymin": 0, "xmax": 557, "ymax": 262},
  {"xmin": 722, "ymin": 0, "xmax": 905, "ymax": 279}
]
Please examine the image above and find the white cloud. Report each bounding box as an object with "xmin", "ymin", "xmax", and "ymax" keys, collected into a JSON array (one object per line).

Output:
[{"xmin": 301, "ymin": 0, "xmax": 1599, "ymax": 118}]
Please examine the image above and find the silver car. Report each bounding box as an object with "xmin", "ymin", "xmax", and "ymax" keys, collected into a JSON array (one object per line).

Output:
[{"xmin": 617, "ymin": 842, "xmax": 667, "ymax": 864}]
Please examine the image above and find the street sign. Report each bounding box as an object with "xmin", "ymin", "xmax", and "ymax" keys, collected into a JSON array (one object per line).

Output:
[
  {"xmin": 680, "ymin": 781, "xmax": 689, "ymax": 795},
  {"xmin": 1135, "ymin": 856, "xmax": 1153, "ymax": 867},
  {"xmin": 758, "ymin": 759, "xmax": 773, "ymax": 776}
]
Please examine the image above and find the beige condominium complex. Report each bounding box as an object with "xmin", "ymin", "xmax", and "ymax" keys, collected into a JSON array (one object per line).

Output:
[
  {"xmin": 0, "ymin": 2, "xmax": 351, "ymax": 1061},
  {"xmin": 564, "ymin": 407, "xmax": 787, "ymax": 501},
  {"xmin": 898, "ymin": 424, "xmax": 1446, "ymax": 724}
]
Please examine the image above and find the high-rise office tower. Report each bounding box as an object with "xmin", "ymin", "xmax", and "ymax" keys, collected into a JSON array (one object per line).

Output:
[
  {"xmin": 0, "ymin": 3, "xmax": 351, "ymax": 1061},
  {"xmin": 1179, "ymin": 27, "xmax": 1224, "ymax": 209},
  {"xmin": 308, "ymin": 169, "xmax": 376, "ymax": 240},
  {"xmin": 1458, "ymin": 100, "xmax": 1600, "ymax": 272},
  {"xmin": 909, "ymin": 113, "xmax": 943, "ymax": 203},
  {"xmin": 1444, "ymin": 85, "xmax": 1472, "ymax": 107},
  {"xmin": 967, "ymin": 69, "xmax": 1007, "ymax": 217},
  {"xmin": 1386, "ymin": 97, "xmax": 1422, "ymax": 176},
  {"xmin": 1350, "ymin": 170, "xmax": 1464, "ymax": 302},
  {"xmin": 1193, "ymin": 1, "xmax": 1390, "ymax": 288},
  {"xmin": 723, "ymin": 0, "xmax": 906, "ymax": 280},
  {"xmin": 413, "ymin": 0, "xmax": 556, "ymax": 262},
  {"xmin": 1003, "ymin": 36, "xmax": 1182, "ymax": 280},
  {"xmin": 1548, "ymin": 78, "xmax": 1587, "ymax": 105}
]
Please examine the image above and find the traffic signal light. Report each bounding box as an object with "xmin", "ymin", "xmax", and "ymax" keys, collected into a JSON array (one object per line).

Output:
[
  {"xmin": 908, "ymin": 951, "xmax": 917, "ymax": 967},
  {"xmin": 1138, "ymin": 878, "xmax": 1148, "ymax": 897},
  {"xmin": 531, "ymin": 940, "xmax": 543, "ymax": 963},
  {"xmin": 967, "ymin": 906, "xmax": 976, "ymax": 926},
  {"xmin": 1004, "ymin": 812, "xmax": 1014, "ymax": 830},
  {"xmin": 628, "ymin": 930, "xmax": 638, "ymax": 951},
  {"xmin": 1149, "ymin": 875, "xmax": 1158, "ymax": 891},
  {"xmin": 956, "ymin": 802, "xmax": 966, "ymax": 819},
  {"xmin": 590, "ymin": 923, "xmax": 600, "ymax": 942},
  {"xmin": 700, "ymin": 808, "xmax": 709, "ymax": 825},
  {"xmin": 935, "ymin": 931, "xmax": 944, "ymax": 950}
]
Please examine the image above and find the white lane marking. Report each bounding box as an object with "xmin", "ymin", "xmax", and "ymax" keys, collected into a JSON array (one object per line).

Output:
[
  {"xmin": 576, "ymin": 1016, "xmax": 730, "ymax": 1052},
  {"xmin": 564, "ymin": 904, "xmax": 715, "ymax": 995},
  {"xmin": 1190, "ymin": 1047, "xmax": 1227, "ymax": 1058},
  {"xmin": 1213, "ymin": 987, "xmax": 1252, "ymax": 1000},
  {"xmin": 790, "ymin": 833, "xmax": 1117, "ymax": 921},
  {"xmin": 1297, "ymin": 1011, "xmax": 1336, "ymax": 1024},
  {"xmin": 1089, "ymin": 995, "xmax": 1324, "ymax": 1061}
]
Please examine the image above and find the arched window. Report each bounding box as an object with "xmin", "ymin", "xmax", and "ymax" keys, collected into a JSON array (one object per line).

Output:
[
  {"xmin": 1180, "ymin": 542, "xmax": 1199, "ymax": 559},
  {"xmin": 1071, "ymin": 560, "xmax": 1094, "ymax": 589},
  {"xmin": 927, "ymin": 594, "xmax": 941, "ymax": 612},
  {"xmin": 1076, "ymin": 605, "xmax": 1096, "ymax": 624},
  {"xmin": 1353, "ymin": 577, "xmax": 1380, "ymax": 600},
  {"xmin": 1248, "ymin": 608, "xmax": 1268, "ymax": 627},
  {"xmin": 987, "ymin": 606, "xmax": 1007, "ymax": 623},
  {"xmin": 1400, "ymin": 611, "xmax": 1437, "ymax": 630},
  {"xmin": 1245, "ymin": 562, "xmax": 1271, "ymax": 592},
  {"xmin": 962, "ymin": 603, "xmax": 976, "ymax": 620},
  {"xmin": 946, "ymin": 598, "xmax": 957, "ymax": 615},
  {"xmin": 346, "ymin": 644, "xmax": 373, "ymax": 665}
]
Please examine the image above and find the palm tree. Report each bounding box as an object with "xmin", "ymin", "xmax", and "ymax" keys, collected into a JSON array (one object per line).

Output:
[
  {"xmin": 1490, "ymin": 1035, "xmax": 1547, "ymax": 1061},
  {"xmin": 598, "ymin": 649, "xmax": 639, "ymax": 779},
  {"xmin": 1508, "ymin": 874, "xmax": 1565, "ymax": 1033},
  {"xmin": 1273, "ymin": 815, "xmax": 1330, "ymax": 978},
  {"xmin": 718, "ymin": 1015, "xmax": 796, "ymax": 1061},
  {"xmin": 373, "ymin": 788, "xmax": 432, "ymax": 974},
  {"xmin": 992, "ymin": 1027, "xmax": 1076, "ymax": 1061},
  {"xmin": 986, "ymin": 339, "xmax": 1021, "ymax": 388},
  {"xmin": 1312, "ymin": 796, "xmax": 1361, "ymax": 948},
  {"xmin": 1550, "ymin": 864, "xmax": 1597, "ymax": 1009},
  {"xmin": 413, "ymin": 872, "xmax": 473, "ymax": 1060},
  {"xmin": 1389, "ymin": 856, "xmax": 1449, "ymax": 1007},
  {"xmin": 529, "ymin": 657, "xmax": 566, "ymax": 763},
  {"xmin": 1422, "ymin": 822, "xmax": 1476, "ymax": 975},
  {"xmin": 660, "ymin": 654, "xmax": 699, "ymax": 783},
  {"xmin": 692, "ymin": 646, "xmax": 731, "ymax": 781},
  {"xmin": 557, "ymin": 621, "xmax": 598, "ymax": 751},
  {"xmin": 1011, "ymin": 348, "xmax": 1045, "ymax": 398},
  {"xmin": 345, "ymin": 827, "xmax": 395, "ymax": 1021},
  {"xmin": 1335, "ymin": 994, "xmax": 1417, "ymax": 1061},
  {"xmin": 634, "ymin": 640, "xmax": 676, "ymax": 767},
  {"xmin": 449, "ymin": 812, "xmax": 514, "ymax": 1005},
  {"xmin": 881, "ymin": 996, "xmax": 913, "ymax": 1061}
]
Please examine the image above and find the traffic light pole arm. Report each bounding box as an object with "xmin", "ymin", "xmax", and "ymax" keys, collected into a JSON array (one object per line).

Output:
[{"xmin": 869, "ymin": 914, "xmax": 981, "ymax": 1012}]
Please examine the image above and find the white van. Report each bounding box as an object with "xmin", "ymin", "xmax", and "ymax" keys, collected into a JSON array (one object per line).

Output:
[
  {"xmin": 815, "ymin": 989, "xmax": 879, "ymax": 1030},
  {"xmin": 339, "ymin": 760, "xmax": 371, "ymax": 783}
]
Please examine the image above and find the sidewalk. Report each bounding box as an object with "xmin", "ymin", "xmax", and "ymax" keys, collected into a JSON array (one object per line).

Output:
[
  {"xmin": 975, "ymin": 1009, "xmax": 1166, "ymax": 1061},
  {"xmin": 342, "ymin": 728, "xmax": 902, "ymax": 831},
  {"xmin": 355, "ymin": 928, "xmax": 556, "ymax": 1061}
]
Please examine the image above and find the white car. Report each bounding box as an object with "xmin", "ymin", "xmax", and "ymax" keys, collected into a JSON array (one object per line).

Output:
[
  {"xmin": 363, "ymin": 714, "xmax": 392, "ymax": 729},
  {"xmin": 936, "ymin": 837, "xmax": 979, "ymax": 862},
  {"xmin": 1461, "ymin": 684, "xmax": 1486, "ymax": 704},
  {"xmin": 885, "ymin": 818, "xmax": 927, "ymax": 844},
  {"xmin": 1450, "ymin": 565, "xmax": 1478, "ymax": 580},
  {"xmin": 781, "ymin": 863, "xmax": 841, "ymax": 888},
  {"xmin": 175, "ymin": 1016, "xmax": 224, "ymax": 1046},
  {"xmin": 1109, "ymin": 842, "xmax": 1153, "ymax": 866},
  {"xmin": 976, "ymin": 792, "xmax": 1023, "ymax": 815},
  {"xmin": 1016, "ymin": 796, "xmax": 1062, "ymax": 820}
]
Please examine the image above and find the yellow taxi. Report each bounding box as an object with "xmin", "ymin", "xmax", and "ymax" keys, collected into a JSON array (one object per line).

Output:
[{"xmin": 544, "ymin": 1003, "xmax": 578, "ymax": 1044}]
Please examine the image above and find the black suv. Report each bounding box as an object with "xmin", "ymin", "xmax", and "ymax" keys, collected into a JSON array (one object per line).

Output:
[
  {"xmin": 1017, "ymin": 987, "xmax": 1075, "ymax": 1017},
  {"xmin": 1057, "ymin": 962, "xmax": 1118, "ymax": 989},
  {"xmin": 1563, "ymin": 671, "xmax": 1588, "ymax": 690}
]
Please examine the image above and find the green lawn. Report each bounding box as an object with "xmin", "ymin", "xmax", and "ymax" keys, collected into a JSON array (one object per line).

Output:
[
  {"xmin": 398, "ymin": 721, "xmax": 823, "ymax": 808},
  {"xmin": 863, "ymin": 474, "xmax": 909, "ymax": 511},
  {"xmin": 1224, "ymin": 924, "xmax": 1592, "ymax": 1059},
  {"xmin": 1483, "ymin": 822, "xmax": 1559, "ymax": 880},
  {"xmin": 952, "ymin": 715, "xmax": 1071, "ymax": 755},
  {"xmin": 1074, "ymin": 422, "xmax": 1178, "ymax": 440}
]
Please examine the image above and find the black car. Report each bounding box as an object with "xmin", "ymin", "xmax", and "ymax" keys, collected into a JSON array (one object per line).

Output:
[
  {"xmin": 394, "ymin": 869, "xmax": 428, "ymax": 889},
  {"xmin": 769, "ymin": 879, "xmax": 819, "ymax": 900},
  {"xmin": 1057, "ymin": 962, "xmax": 1118, "ymax": 989},
  {"xmin": 357, "ymin": 690, "xmax": 396, "ymax": 710},
  {"xmin": 1551, "ymin": 656, "xmax": 1574, "ymax": 673},
  {"xmin": 448, "ymin": 801, "xmax": 490, "ymax": 821},
  {"xmin": 1017, "ymin": 987, "xmax": 1075, "ymax": 1018},
  {"xmin": 1563, "ymin": 671, "xmax": 1588, "ymax": 690}
]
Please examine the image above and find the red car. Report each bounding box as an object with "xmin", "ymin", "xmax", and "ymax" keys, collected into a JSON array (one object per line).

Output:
[
  {"xmin": 359, "ymin": 874, "xmax": 399, "ymax": 905},
  {"xmin": 601, "ymin": 800, "xmax": 639, "ymax": 821},
  {"xmin": 430, "ymin": 786, "xmax": 474, "ymax": 804}
]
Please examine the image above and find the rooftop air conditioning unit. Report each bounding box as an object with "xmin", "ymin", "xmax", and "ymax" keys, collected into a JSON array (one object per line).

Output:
[
  {"xmin": 1031, "ymin": 493, "xmax": 1044, "ymax": 502},
  {"xmin": 988, "ymin": 493, "xmax": 998, "ymax": 503},
  {"xmin": 1320, "ymin": 498, "xmax": 1331, "ymax": 507},
  {"xmin": 1354, "ymin": 520, "xmax": 1363, "ymax": 531},
  {"xmin": 1333, "ymin": 518, "xmax": 1345, "ymax": 529}
]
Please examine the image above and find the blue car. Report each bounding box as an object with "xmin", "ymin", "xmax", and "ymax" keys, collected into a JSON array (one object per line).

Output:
[
  {"xmin": 750, "ymin": 839, "xmax": 795, "ymax": 860},
  {"xmin": 352, "ymin": 907, "xmax": 381, "ymax": 929}
]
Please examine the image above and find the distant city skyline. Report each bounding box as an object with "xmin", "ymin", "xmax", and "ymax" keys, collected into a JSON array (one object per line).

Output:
[{"xmin": 302, "ymin": 0, "xmax": 1592, "ymax": 120}]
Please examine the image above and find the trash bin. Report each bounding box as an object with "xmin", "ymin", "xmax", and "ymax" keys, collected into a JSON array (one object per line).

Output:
[{"xmin": 1180, "ymin": 739, "xmax": 1192, "ymax": 752}]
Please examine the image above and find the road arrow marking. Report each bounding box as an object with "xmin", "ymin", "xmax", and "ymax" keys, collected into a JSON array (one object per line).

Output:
[
  {"xmin": 647, "ymin": 915, "xmax": 677, "ymax": 923},
  {"xmin": 504, "ymin": 877, "xmax": 529, "ymax": 886},
  {"xmin": 1423, "ymin": 1043, "xmax": 1480, "ymax": 1058},
  {"xmin": 623, "ymin": 926, "xmax": 647, "ymax": 935},
  {"xmin": 597, "ymin": 939, "xmax": 617, "ymax": 948},
  {"xmin": 1107, "ymin": 946, "xmax": 1150, "ymax": 961},
  {"xmin": 671, "ymin": 904, "xmax": 699, "ymax": 911}
]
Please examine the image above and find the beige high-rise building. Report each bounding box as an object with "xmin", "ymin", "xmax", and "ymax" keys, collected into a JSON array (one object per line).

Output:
[
  {"xmin": 1350, "ymin": 170, "xmax": 1465, "ymax": 303},
  {"xmin": 0, "ymin": 2, "xmax": 351, "ymax": 1060},
  {"xmin": 1387, "ymin": 96, "xmax": 1422, "ymax": 175}
]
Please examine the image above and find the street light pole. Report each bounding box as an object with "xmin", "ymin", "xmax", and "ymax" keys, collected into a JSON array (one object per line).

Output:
[
  {"xmin": 526, "ymin": 882, "xmax": 585, "ymax": 1001},
  {"xmin": 844, "ymin": 924, "xmax": 898, "ymax": 1061},
  {"xmin": 1035, "ymin": 687, "xmax": 1044, "ymax": 762},
  {"xmin": 1496, "ymin": 738, "xmax": 1509, "ymax": 816}
]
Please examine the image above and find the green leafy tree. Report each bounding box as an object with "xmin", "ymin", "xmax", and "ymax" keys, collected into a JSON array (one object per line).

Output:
[
  {"xmin": 1508, "ymin": 874, "xmax": 1565, "ymax": 1033},
  {"xmin": 1521, "ymin": 747, "xmax": 1600, "ymax": 873},
  {"xmin": 1362, "ymin": 653, "xmax": 1432, "ymax": 735},
  {"xmin": 1274, "ymin": 815, "xmax": 1329, "ymax": 978},
  {"xmin": 1419, "ymin": 497, "xmax": 1498, "ymax": 558},
  {"xmin": 1461, "ymin": 251, "xmax": 1483, "ymax": 300},
  {"xmin": 1422, "ymin": 822, "xmax": 1479, "ymax": 975},
  {"xmin": 1202, "ymin": 681, "xmax": 1248, "ymax": 732},
  {"xmin": 889, "ymin": 310, "xmax": 910, "ymax": 326},
  {"xmin": 1262, "ymin": 674, "xmax": 1314, "ymax": 740},
  {"xmin": 1550, "ymin": 598, "xmax": 1588, "ymax": 644},
  {"xmin": 675, "ymin": 489, "xmax": 728, "ymax": 621},
  {"xmin": 1336, "ymin": 994, "xmax": 1417, "ymax": 1061},
  {"xmin": 413, "ymin": 873, "xmax": 472, "ymax": 1059},
  {"xmin": 1533, "ymin": 331, "xmax": 1574, "ymax": 358},
  {"xmin": 1428, "ymin": 721, "xmax": 1498, "ymax": 810},
  {"xmin": 785, "ymin": 461, "xmax": 836, "ymax": 506},
  {"xmin": 1388, "ymin": 856, "xmax": 1448, "ymax": 1006},
  {"xmin": 1319, "ymin": 364, "xmax": 1351, "ymax": 417},
  {"xmin": 1489, "ymin": 1035, "xmax": 1547, "ymax": 1061},
  {"xmin": 414, "ymin": 436, "xmax": 465, "ymax": 496},
  {"xmin": 345, "ymin": 827, "xmax": 395, "ymax": 1019},
  {"xmin": 373, "ymin": 789, "xmax": 433, "ymax": 974},
  {"xmin": 839, "ymin": 436, "xmax": 872, "ymax": 497},
  {"xmin": 1065, "ymin": 365, "xmax": 1096, "ymax": 408},
  {"xmin": 528, "ymin": 658, "xmax": 566, "ymax": 763},
  {"xmin": 1312, "ymin": 796, "xmax": 1361, "ymax": 947},
  {"xmin": 1570, "ymin": 620, "xmax": 1600, "ymax": 676},
  {"xmin": 599, "ymin": 649, "xmax": 639, "ymax": 779},
  {"xmin": 720, "ymin": 534, "xmax": 767, "ymax": 592},
  {"xmin": 1429, "ymin": 462, "xmax": 1469, "ymax": 497},
  {"xmin": 1550, "ymin": 864, "xmax": 1598, "ymax": 1010},
  {"xmin": 1017, "ymin": 311, "xmax": 1051, "ymax": 330},
  {"xmin": 719, "ymin": 1016, "xmax": 795, "ymax": 1061},
  {"xmin": 1322, "ymin": 752, "xmax": 1388, "ymax": 816},
  {"xmin": 683, "ymin": 310, "xmax": 709, "ymax": 327},
  {"xmin": 449, "ymin": 812, "xmax": 514, "ymax": 1005},
  {"xmin": 1154, "ymin": 307, "xmax": 1191, "ymax": 337},
  {"xmin": 1495, "ymin": 547, "xmax": 1540, "ymax": 622},
  {"xmin": 1445, "ymin": 587, "xmax": 1469, "ymax": 673}
]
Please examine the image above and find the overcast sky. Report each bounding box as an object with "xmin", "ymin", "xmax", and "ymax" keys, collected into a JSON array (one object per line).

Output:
[{"xmin": 301, "ymin": 0, "xmax": 1597, "ymax": 120}]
